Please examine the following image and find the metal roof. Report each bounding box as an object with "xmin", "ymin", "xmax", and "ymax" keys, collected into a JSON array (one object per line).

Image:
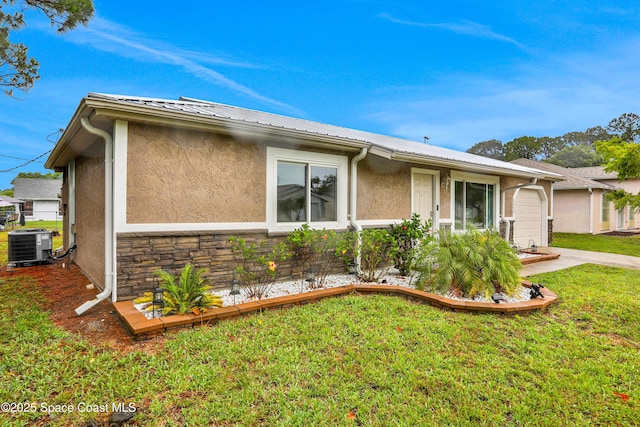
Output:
[{"xmin": 52, "ymin": 93, "xmax": 559, "ymax": 179}]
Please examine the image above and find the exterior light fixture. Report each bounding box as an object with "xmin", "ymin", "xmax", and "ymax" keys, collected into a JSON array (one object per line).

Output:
[
  {"xmin": 304, "ymin": 269, "xmax": 316, "ymax": 289},
  {"xmin": 151, "ymin": 286, "xmax": 164, "ymax": 318},
  {"xmin": 349, "ymin": 261, "xmax": 358, "ymax": 275},
  {"xmin": 230, "ymin": 278, "xmax": 241, "ymax": 305}
]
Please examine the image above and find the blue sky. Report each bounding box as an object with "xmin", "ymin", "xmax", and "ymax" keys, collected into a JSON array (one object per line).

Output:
[{"xmin": 2, "ymin": 1, "xmax": 640, "ymax": 189}]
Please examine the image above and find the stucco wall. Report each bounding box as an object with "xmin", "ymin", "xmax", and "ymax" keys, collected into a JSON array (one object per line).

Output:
[
  {"xmin": 357, "ymin": 156, "xmax": 411, "ymax": 221},
  {"xmin": 554, "ymin": 191, "xmax": 591, "ymax": 233},
  {"xmin": 74, "ymin": 141, "xmax": 105, "ymax": 288},
  {"xmin": 126, "ymin": 123, "xmax": 266, "ymax": 224}
]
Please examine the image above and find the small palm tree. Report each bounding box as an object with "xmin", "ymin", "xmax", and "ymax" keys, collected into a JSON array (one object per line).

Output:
[
  {"xmin": 418, "ymin": 228, "xmax": 521, "ymax": 299},
  {"xmin": 135, "ymin": 264, "xmax": 222, "ymax": 315}
]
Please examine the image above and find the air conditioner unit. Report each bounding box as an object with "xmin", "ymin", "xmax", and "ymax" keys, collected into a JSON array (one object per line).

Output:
[{"xmin": 8, "ymin": 229, "xmax": 52, "ymax": 266}]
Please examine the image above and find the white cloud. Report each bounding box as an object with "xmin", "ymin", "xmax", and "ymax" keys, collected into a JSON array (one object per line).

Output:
[
  {"xmin": 59, "ymin": 17, "xmax": 304, "ymax": 116},
  {"xmin": 365, "ymin": 37, "xmax": 640, "ymax": 150},
  {"xmin": 378, "ymin": 13, "xmax": 526, "ymax": 50}
]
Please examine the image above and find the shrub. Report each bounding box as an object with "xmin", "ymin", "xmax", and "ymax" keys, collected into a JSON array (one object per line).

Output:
[
  {"xmin": 229, "ymin": 237, "xmax": 288, "ymax": 299},
  {"xmin": 416, "ymin": 228, "xmax": 521, "ymax": 298},
  {"xmin": 358, "ymin": 228, "xmax": 396, "ymax": 282},
  {"xmin": 388, "ymin": 213, "xmax": 432, "ymax": 275},
  {"xmin": 134, "ymin": 264, "xmax": 222, "ymax": 315},
  {"xmin": 286, "ymin": 224, "xmax": 340, "ymax": 288}
]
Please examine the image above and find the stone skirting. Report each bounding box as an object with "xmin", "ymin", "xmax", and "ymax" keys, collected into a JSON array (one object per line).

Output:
[
  {"xmin": 114, "ymin": 281, "xmax": 559, "ymax": 340},
  {"xmin": 115, "ymin": 230, "xmax": 343, "ymax": 301}
]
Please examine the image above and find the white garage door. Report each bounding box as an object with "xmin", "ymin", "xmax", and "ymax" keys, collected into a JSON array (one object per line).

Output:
[{"xmin": 513, "ymin": 189, "xmax": 544, "ymax": 249}]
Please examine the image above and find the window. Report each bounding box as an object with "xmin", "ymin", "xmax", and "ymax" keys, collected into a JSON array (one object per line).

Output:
[
  {"xmin": 452, "ymin": 172, "xmax": 498, "ymax": 231},
  {"xmin": 23, "ymin": 201, "xmax": 33, "ymax": 216},
  {"xmin": 601, "ymin": 193, "xmax": 610, "ymax": 229},
  {"xmin": 267, "ymin": 147, "xmax": 347, "ymax": 231}
]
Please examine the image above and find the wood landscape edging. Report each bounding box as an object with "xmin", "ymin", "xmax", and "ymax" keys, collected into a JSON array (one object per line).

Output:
[{"xmin": 113, "ymin": 282, "xmax": 558, "ymax": 340}]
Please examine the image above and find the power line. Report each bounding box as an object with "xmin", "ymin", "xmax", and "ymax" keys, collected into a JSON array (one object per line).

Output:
[
  {"xmin": 0, "ymin": 153, "xmax": 45, "ymax": 163},
  {"xmin": 0, "ymin": 150, "xmax": 53, "ymax": 173}
]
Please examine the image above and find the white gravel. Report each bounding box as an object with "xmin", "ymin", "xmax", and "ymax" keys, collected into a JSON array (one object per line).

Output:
[{"xmin": 135, "ymin": 268, "xmax": 532, "ymax": 319}]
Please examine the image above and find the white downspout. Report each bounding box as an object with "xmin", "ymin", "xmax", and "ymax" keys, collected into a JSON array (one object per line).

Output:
[
  {"xmin": 68, "ymin": 159, "xmax": 76, "ymax": 247},
  {"xmin": 350, "ymin": 148, "xmax": 368, "ymax": 272},
  {"xmin": 75, "ymin": 116, "xmax": 114, "ymax": 315},
  {"xmin": 588, "ymin": 188, "xmax": 594, "ymax": 234}
]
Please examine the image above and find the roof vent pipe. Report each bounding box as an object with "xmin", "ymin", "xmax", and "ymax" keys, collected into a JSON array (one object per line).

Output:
[{"xmin": 75, "ymin": 116, "xmax": 114, "ymax": 315}]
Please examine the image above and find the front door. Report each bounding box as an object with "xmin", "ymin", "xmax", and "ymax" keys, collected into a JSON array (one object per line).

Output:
[{"xmin": 412, "ymin": 172, "xmax": 434, "ymax": 224}]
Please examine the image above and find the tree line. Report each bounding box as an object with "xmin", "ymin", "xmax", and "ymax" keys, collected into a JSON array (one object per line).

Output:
[
  {"xmin": 466, "ymin": 113, "xmax": 640, "ymax": 168},
  {"xmin": 467, "ymin": 112, "xmax": 640, "ymax": 211}
]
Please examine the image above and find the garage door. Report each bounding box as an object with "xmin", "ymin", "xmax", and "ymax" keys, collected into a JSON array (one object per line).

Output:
[{"xmin": 513, "ymin": 189, "xmax": 544, "ymax": 249}]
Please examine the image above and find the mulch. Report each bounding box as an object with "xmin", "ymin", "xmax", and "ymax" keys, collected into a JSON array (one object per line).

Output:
[
  {"xmin": 601, "ymin": 230, "xmax": 640, "ymax": 237},
  {"xmin": 0, "ymin": 260, "xmax": 162, "ymax": 352}
]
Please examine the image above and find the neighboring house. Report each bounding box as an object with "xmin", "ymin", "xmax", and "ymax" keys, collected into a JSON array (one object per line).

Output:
[
  {"xmin": 0, "ymin": 195, "xmax": 23, "ymax": 228},
  {"xmin": 44, "ymin": 93, "xmax": 559, "ymax": 303},
  {"xmin": 12, "ymin": 178, "xmax": 62, "ymax": 221},
  {"xmin": 570, "ymin": 166, "xmax": 639, "ymax": 231},
  {"xmin": 511, "ymin": 159, "xmax": 637, "ymax": 234}
]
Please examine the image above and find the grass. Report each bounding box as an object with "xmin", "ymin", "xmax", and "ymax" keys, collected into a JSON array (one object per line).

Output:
[
  {"xmin": 552, "ymin": 232, "xmax": 640, "ymax": 257},
  {"xmin": 0, "ymin": 221, "xmax": 64, "ymax": 265},
  {"xmin": 1, "ymin": 264, "xmax": 638, "ymax": 426}
]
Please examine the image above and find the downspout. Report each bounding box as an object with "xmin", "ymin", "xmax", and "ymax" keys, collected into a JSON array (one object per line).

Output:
[
  {"xmin": 350, "ymin": 148, "xmax": 368, "ymax": 272},
  {"xmin": 75, "ymin": 116, "xmax": 114, "ymax": 315},
  {"xmin": 588, "ymin": 188, "xmax": 594, "ymax": 234}
]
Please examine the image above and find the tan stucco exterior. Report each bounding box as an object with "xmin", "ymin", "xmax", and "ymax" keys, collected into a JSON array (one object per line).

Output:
[
  {"xmin": 357, "ymin": 156, "xmax": 411, "ymax": 220},
  {"xmin": 127, "ymin": 124, "xmax": 266, "ymax": 223},
  {"xmin": 74, "ymin": 141, "xmax": 105, "ymax": 288}
]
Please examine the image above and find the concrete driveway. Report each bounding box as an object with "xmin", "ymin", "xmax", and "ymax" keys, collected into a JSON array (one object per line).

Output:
[{"xmin": 521, "ymin": 247, "xmax": 640, "ymax": 277}]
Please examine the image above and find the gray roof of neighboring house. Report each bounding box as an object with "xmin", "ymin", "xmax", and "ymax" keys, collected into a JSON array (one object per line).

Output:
[
  {"xmin": 13, "ymin": 178, "xmax": 62, "ymax": 200},
  {"xmin": 50, "ymin": 93, "xmax": 561, "ymax": 180},
  {"xmin": 510, "ymin": 159, "xmax": 616, "ymax": 191},
  {"xmin": 0, "ymin": 195, "xmax": 24, "ymax": 204},
  {"xmin": 568, "ymin": 166, "xmax": 619, "ymax": 180}
]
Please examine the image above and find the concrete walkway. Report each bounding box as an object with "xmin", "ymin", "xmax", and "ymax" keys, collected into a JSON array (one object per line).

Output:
[{"xmin": 521, "ymin": 247, "xmax": 640, "ymax": 277}]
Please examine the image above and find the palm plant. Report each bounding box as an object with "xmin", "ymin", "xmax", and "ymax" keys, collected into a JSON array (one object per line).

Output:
[
  {"xmin": 135, "ymin": 264, "xmax": 222, "ymax": 315},
  {"xmin": 417, "ymin": 228, "xmax": 521, "ymax": 298}
]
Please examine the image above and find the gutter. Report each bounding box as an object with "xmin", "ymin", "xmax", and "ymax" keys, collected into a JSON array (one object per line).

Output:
[
  {"xmin": 75, "ymin": 116, "xmax": 115, "ymax": 315},
  {"xmin": 349, "ymin": 148, "xmax": 368, "ymax": 273}
]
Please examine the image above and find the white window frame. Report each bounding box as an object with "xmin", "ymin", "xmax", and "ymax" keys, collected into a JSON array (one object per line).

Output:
[
  {"xmin": 450, "ymin": 171, "xmax": 500, "ymax": 231},
  {"xmin": 266, "ymin": 147, "xmax": 348, "ymax": 232}
]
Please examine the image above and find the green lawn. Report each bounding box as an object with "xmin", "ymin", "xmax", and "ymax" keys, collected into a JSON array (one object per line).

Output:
[
  {"xmin": 0, "ymin": 221, "xmax": 64, "ymax": 265},
  {"xmin": 1, "ymin": 264, "xmax": 638, "ymax": 426},
  {"xmin": 552, "ymin": 232, "xmax": 640, "ymax": 257}
]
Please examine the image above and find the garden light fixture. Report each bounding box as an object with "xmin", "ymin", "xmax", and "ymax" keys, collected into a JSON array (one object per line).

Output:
[
  {"xmin": 230, "ymin": 278, "xmax": 241, "ymax": 305},
  {"xmin": 151, "ymin": 286, "xmax": 164, "ymax": 318},
  {"xmin": 349, "ymin": 261, "xmax": 358, "ymax": 275}
]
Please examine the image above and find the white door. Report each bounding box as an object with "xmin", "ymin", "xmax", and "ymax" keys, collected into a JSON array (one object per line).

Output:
[
  {"xmin": 413, "ymin": 173, "xmax": 433, "ymax": 223},
  {"xmin": 513, "ymin": 189, "xmax": 544, "ymax": 249}
]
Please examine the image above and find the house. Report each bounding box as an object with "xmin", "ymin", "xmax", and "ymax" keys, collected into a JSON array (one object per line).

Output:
[
  {"xmin": 12, "ymin": 178, "xmax": 63, "ymax": 221},
  {"xmin": 44, "ymin": 93, "xmax": 560, "ymax": 311},
  {"xmin": 570, "ymin": 166, "xmax": 638, "ymax": 231},
  {"xmin": 511, "ymin": 159, "xmax": 637, "ymax": 234},
  {"xmin": 0, "ymin": 195, "xmax": 23, "ymax": 228}
]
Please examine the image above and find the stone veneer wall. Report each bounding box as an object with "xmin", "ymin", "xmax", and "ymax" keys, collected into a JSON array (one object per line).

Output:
[
  {"xmin": 116, "ymin": 231, "xmax": 345, "ymax": 300},
  {"xmin": 547, "ymin": 219, "xmax": 553, "ymax": 245}
]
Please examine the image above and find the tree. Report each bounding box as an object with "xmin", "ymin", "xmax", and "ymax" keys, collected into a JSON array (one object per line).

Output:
[
  {"xmin": 504, "ymin": 136, "xmax": 541, "ymax": 161},
  {"xmin": 1, "ymin": 188, "xmax": 13, "ymax": 196},
  {"xmin": 596, "ymin": 112, "xmax": 640, "ymax": 211},
  {"xmin": 606, "ymin": 113, "xmax": 640, "ymax": 142},
  {"xmin": 466, "ymin": 139, "xmax": 505, "ymax": 160},
  {"xmin": 12, "ymin": 171, "xmax": 61, "ymax": 181},
  {"xmin": 546, "ymin": 145, "xmax": 604, "ymax": 168},
  {"xmin": 1, "ymin": 0, "xmax": 94, "ymax": 96}
]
